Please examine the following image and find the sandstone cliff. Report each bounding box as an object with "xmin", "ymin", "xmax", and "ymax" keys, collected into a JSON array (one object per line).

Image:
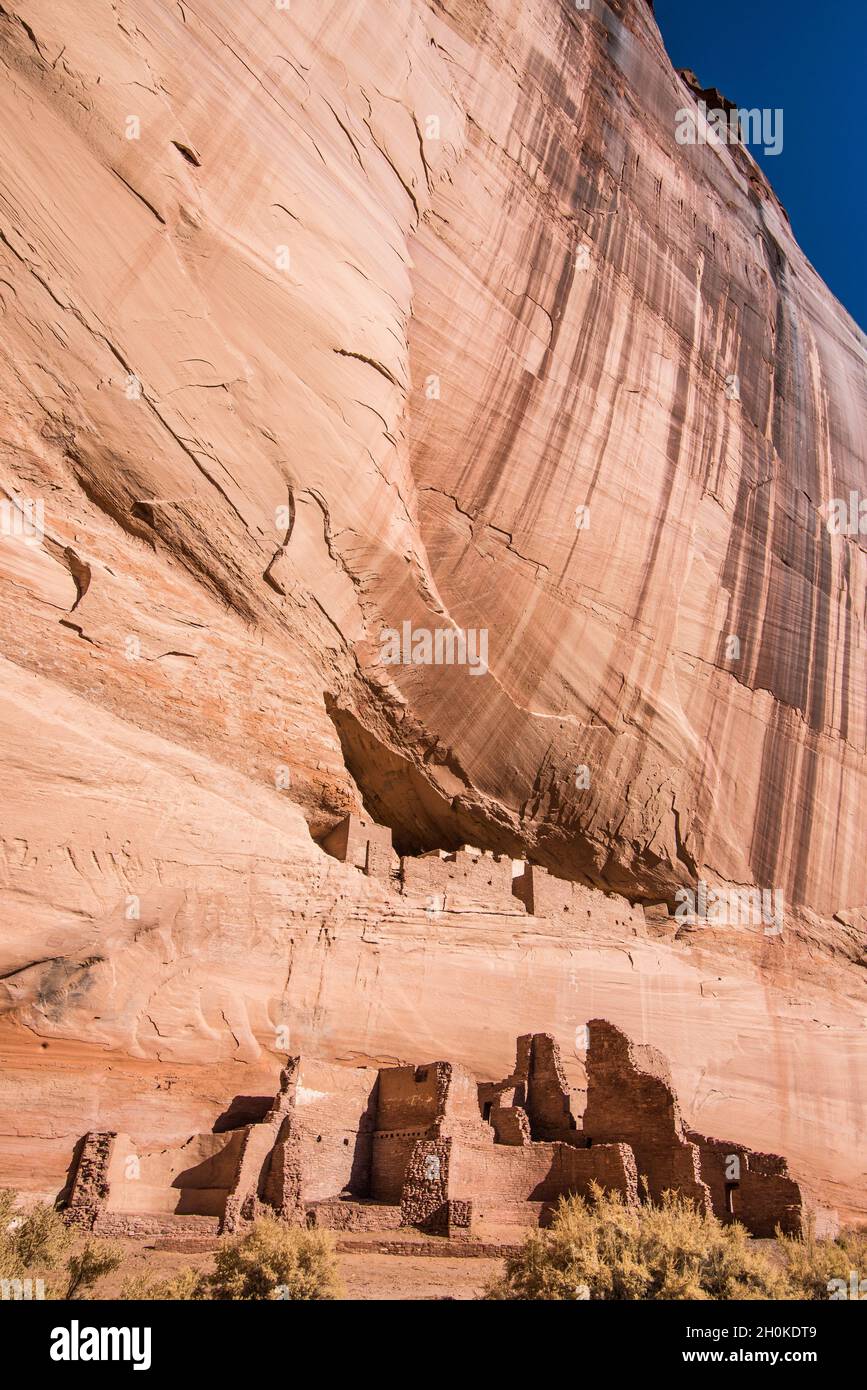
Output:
[{"xmin": 0, "ymin": 1, "xmax": 864, "ymax": 1220}]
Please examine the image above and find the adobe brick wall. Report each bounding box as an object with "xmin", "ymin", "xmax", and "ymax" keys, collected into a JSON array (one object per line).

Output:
[
  {"xmin": 558, "ymin": 1141, "xmax": 640, "ymax": 1204},
  {"xmin": 483, "ymin": 1033, "xmax": 580, "ymax": 1143},
  {"xmin": 523, "ymin": 1034, "xmax": 581, "ymax": 1142},
  {"xmin": 255, "ymin": 1057, "xmax": 378, "ymax": 1219},
  {"xmin": 222, "ymin": 1121, "xmax": 282, "ymax": 1230},
  {"xmin": 513, "ymin": 865, "xmax": 574, "ymax": 916},
  {"xmin": 67, "ymin": 1128, "xmax": 245, "ymax": 1226},
  {"xmin": 95, "ymin": 1213, "xmax": 221, "ymax": 1239},
  {"xmin": 63, "ymin": 1024, "xmax": 813, "ymax": 1241},
  {"xmin": 370, "ymin": 1060, "xmax": 487, "ymax": 1201},
  {"xmin": 375, "ymin": 1062, "xmax": 446, "ymax": 1131},
  {"xmin": 583, "ymin": 1019, "xmax": 712, "ymax": 1209},
  {"xmin": 400, "ymin": 848, "xmax": 516, "ymax": 907},
  {"xmin": 257, "ymin": 1115, "xmax": 304, "ymax": 1225},
  {"xmin": 491, "ymin": 1106, "xmax": 530, "ymax": 1145},
  {"xmin": 686, "ymin": 1133, "xmax": 804, "ymax": 1236},
  {"xmin": 445, "ymin": 1135, "xmax": 638, "ymax": 1210},
  {"xmin": 287, "ymin": 1058, "xmax": 378, "ymax": 1202},
  {"xmin": 512, "ymin": 864, "xmax": 646, "ymax": 933},
  {"xmin": 439, "ymin": 1061, "xmax": 491, "ymax": 1138},
  {"xmin": 583, "ymin": 1019, "xmax": 682, "ymax": 1148},
  {"xmin": 736, "ymin": 1171, "xmax": 803, "ymax": 1237},
  {"xmin": 370, "ymin": 1131, "xmax": 428, "ymax": 1203},
  {"xmin": 321, "ymin": 813, "xmax": 394, "ymax": 878},
  {"xmin": 306, "ymin": 1199, "xmax": 404, "ymax": 1231}
]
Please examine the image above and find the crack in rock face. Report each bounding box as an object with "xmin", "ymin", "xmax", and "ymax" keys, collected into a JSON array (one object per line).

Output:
[{"xmin": 0, "ymin": 0, "xmax": 864, "ymax": 1225}]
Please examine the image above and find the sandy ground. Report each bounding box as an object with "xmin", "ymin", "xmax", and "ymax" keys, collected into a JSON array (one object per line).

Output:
[{"xmin": 81, "ymin": 1241, "xmax": 502, "ymax": 1302}]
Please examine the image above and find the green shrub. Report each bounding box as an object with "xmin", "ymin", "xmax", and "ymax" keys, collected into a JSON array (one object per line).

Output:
[
  {"xmin": 120, "ymin": 1268, "xmax": 203, "ymax": 1301},
  {"xmin": 121, "ymin": 1220, "xmax": 342, "ymax": 1301},
  {"xmin": 0, "ymin": 1189, "xmax": 72, "ymax": 1276},
  {"xmin": 485, "ymin": 1185, "xmax": 791, "ymax": 1300},
  {"xmin": 201, "ymin": 1220, "xmax": 342, "ymax": 1301},
  {"xmin": 778, "ymin": 1222, "xmax": 867, "ymax": 1300},
  {"xmin": 0, "ymin": 1188, "xmax": 120, "ymax": 1299},
  {"xmin": 64, "ymin": 1240, "xmax": 122, "ymax": 1299}
]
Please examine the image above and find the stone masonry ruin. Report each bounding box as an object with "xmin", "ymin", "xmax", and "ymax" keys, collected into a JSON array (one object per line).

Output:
[
  {"xmin": 319, "ymin": 812, "xmax": 642, "ymax": 928},
  {"xmin": 64, "ymin": 1021, "xmax": 824, "ymax": 1240}
]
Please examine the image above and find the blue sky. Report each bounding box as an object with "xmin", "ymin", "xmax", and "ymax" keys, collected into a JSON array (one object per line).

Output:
[{"xmin": 654, "ymin": 0, "xmax": 867, "ymax": 331}]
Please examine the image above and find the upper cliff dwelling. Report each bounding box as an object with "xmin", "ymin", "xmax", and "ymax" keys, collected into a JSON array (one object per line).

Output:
[{"xmin": 318, "ymin": 811, "xmax": 644, "ymax": 929}]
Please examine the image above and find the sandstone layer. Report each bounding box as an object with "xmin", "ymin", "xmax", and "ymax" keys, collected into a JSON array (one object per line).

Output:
[{"xmin": 0, "ymin": 2, "xmax": 864, "ymax": 1220}]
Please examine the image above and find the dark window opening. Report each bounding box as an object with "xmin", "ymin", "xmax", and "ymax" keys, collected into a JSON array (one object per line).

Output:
[
  {"xmin": 725, "ymin": 1181, "xmax": 739, "ymax": 1215},
  {"xmin": 482, "ymin": 1101, "xmax": 493, "ymax": 1122}
]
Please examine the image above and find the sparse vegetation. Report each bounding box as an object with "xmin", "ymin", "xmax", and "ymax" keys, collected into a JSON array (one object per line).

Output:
[
  {"xmin": 778, "ymin": 1221, "xmax": 867, "ymax": 1300},
  {"xmin": 119, "ymin": 1266, "xmax": 204, "ymax": 1301},
  {"xmin": 121, "ymin": 1219, "xmax": 343, "ymax": 1301},
  {"xmin": 0, "ymin": 1188, "xmax": 121, "ymax": 1299},
  {"xmin": 485, "ymin": 1184, "xmax": 865, "ymax": 1301}
]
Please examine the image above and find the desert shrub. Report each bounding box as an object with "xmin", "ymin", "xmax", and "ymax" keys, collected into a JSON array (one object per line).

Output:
[
  {"xmin": 121, "ymin": 1220, "xmax": 342, "ymax": 1301},
  {"xmin": 201, "ymin": 1220, "xmax": 342, "ymax": 1301},
  {"xmin": 486, "ymin": 1185, "xmax": 791, "ymax": 1300},
  {"xmin": 778, "ymin": 1222, "xmax": 867, "ymax": 1300},
  {"xmin": 0, "ymin": 1188, "xmax": 120, "ymax": 1299},
  {"xmin": 64, "ymin": 1240, "xmax": 122, "ymax": 1299},
  {"xmin": 120, "ymin": 1268, "xmax": 204, "ymax": 1301},
  {"xmin": 0, "ymin": 1189, "xmax": 73, "ymax": 1274}
]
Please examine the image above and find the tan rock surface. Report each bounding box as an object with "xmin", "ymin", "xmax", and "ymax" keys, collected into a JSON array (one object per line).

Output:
[{"xmin": 0, "ymin": 1, "xmax": 864, "ymax": 1219}]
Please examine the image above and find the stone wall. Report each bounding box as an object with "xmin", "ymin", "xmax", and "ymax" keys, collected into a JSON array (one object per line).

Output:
[
  {"xmin": 400, "ymin": 847, "xmax": 516, "ymax": 907},
  {"xmin": 399, "ymin": 1138, "xmax": 453, "ymax": 1230},
  {"xmin": 513, "ymin": 865, "xmax": 645, "ymax": 933},
  {"xmin": 580, "ymin": 1020, "xmax": 817, "ymax": 1225},
  {"xmin": 320, "ymin": 814, "xmax": 396, "ymax": 879},
  {"xmin": 523, "ymin": 1034, "xmax": 581, "ymax": 1143},
  {"xmin": 406, "ymin": 1132, "xmax": 639, "ymax": 1230},
  {"xmin": 62, "ymin": 1023, "xmax": 818, "ymax": 1239},
  {"xmin": 66, "ymin": 1129, "xmax": 244, "ymax": 1227},
  {"xmin": 375, "ymin": 1063, "xmax": 446, "ymax": 1131},
  {"xmin": 687, "ymin": 1133, "xmax": 804, "ymax": 1237},
  {"xmin": 65, "ymin": 1131, "xmax": 115, "ymax": 1229}
]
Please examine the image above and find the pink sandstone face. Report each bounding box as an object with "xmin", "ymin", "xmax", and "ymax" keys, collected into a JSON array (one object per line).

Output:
[{"xmin": 0, "ymin": 0, "xmax": 864, "ymax": 1226}]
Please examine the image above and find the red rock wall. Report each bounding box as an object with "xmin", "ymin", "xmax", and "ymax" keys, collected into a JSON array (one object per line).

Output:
[{"xmin": 0, "ymin": 0, "xmax": 864, "ymax": 1220}]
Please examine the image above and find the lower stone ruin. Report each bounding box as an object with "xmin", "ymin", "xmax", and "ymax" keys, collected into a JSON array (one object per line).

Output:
[{"xmin": 63, "ymin": 1021, "xmax": 826, "ymax": 1241}]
